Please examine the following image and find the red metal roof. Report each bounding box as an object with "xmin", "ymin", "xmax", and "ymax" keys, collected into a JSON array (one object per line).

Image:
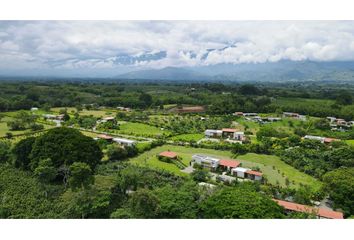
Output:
[
  {"xmin": 246, "ymin": 170, "xmax": 263, "ymax": 176},
  {"xmin": 274, "ymin": 199, "xmax": 343, "ymax": 219},
  {"xmin": 324, "ymin": 137, "xmax": 339, "ymax": 143},
  {"xmin": 97, "ymin": 134, "xmax": 113, "ymax": 140},
  {"xmin": 222, "ymin": 128, "xmax": 237, "ymax": 132},
  {"xmin": 158, "ymin": 151, "xmax": 178, "ymax": 159},
  {"xmin": 219, "ymin": 159, "xmax": 241, "ymax": 168}
]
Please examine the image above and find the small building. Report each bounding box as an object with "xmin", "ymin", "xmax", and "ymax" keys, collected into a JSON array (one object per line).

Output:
[
  {"xmin": 113, "ymin": 137, "xmax": 136, "ymax": 147},
  {"xmin": 323, "ymin": 137, "xmax": 340, "ymax": 144},
  {"xmin": 267, "ymin": 117, "xmax": 282, "ymax": 122},
  {"xmin": 243, "ymin": 113, "xmax": 258, "ymax": 116},
  {"xmin": 158, "ymin": 151, "xmax": 178, "ymax": 160},
  {"xmin": 219, "ymin": 159, "xmax": 241, "ymax": 171},
  {"xmin": 96, "ymin": 134, "xmax": 114, "ymax": 141},
  {"xmin": 245, "ymin": 170, "xmax": 263, "ymax": 181},
  {"xmin": 221, "ymin": 128, "xmax": 238, "ymax": 139},
  {"xmin": 231, "ymin": 167, "xmax": 263, "ymax": 181},
  {"xmin": 43, "ymin": 114, "xmax": 64, "ymax": 121},
  {"xmin": 191, "ymin": 154, "xmax": 220, "ymax": 170},
  {"xmin": 231, "ymin": 167, "xmax": 249, "ymax": 178},
  {"xmin": 274, "ymin": 199, "xmax": 344, "ymax": 219},
  {"xmin": 283, "ymin": 112, "xmax": 306, "ymax": 120},
  {"xmin": 233, "ymin": 112, "xmax": 244, "ymax": 116},
  {"xmin": 205, "ymin": 129, "xmax": 222, "ymax": 138},
  {"xmin": 303, "ymin": 135, "xmax": 325, "ymax": 143},
  {"xmin": 30, "ymin": 107, "xmax": 39, "ymax": 111}
]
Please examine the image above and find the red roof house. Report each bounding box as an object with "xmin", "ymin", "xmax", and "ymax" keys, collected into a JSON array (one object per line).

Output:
[
  {"xmin": 219, "ymin": 159, "xmax": 241, "ymax": 168},
  {"xmin": 246, "ymin": 170, "xmax": 263, "ymax": 177},
  {"xmin": 274, "ymin": 199, "xmax": 343, "ymax": 219},
  {"xmin": 222, "ymin": 128, "xmax": 237, "ymax": 133},
  {"xmin": 97, "ymin": 134, "xmax": 114, "ymax": 140},
  {"xmin": 158, "ymin": 151, "xmax": 178, "ymax": 159}
]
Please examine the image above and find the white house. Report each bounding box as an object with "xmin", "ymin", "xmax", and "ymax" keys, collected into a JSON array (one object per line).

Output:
[
  {"xmin": 232, "ymin": 167, "xmax": 249, "ymax": 178},
  {"xmin": 205, "ymin": 129, "xmax": 222, "ymax": 138},
  {"xmin": 113, "ymin": 137, "xmax": 136, "ymax": 147},
  {"xmin": 30, "ymin": 107, "xmax": 38, "ymax": 111},
  {"xmin": 304, "ymin": 135, "xmax": 325, "ymax": 143},
  {"xmin": 191, "ymin": 154, "xmax": 220, "ymax": 170}
]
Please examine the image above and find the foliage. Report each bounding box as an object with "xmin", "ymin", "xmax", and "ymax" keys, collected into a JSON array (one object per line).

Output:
[
  {"xmin": 12, "ymin": 137, "xmax": 36, "ymax": 170},
  {"xmin": 323, "ymin": 168, "xmax": 354, "ymax": 216},
  {"xmin": 69, "ymin": 162, "xmax": 95, "ymax": 191},
  {"xmin": 200, "ymin": 184, "xmax": 285, "ymax": 218},
  {"xmin": 0, "ymin": 140, "xmax": 12, "ymax": 163}
]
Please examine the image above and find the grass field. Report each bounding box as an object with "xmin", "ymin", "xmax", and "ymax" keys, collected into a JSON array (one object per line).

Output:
[
  {"xmin": 170, "ymin": 133, "xmax": 204, "ymax": 142},
  {"xmin": 116, "ymin": 122, "xmax": 171, "ymax": 137},
  {"xmin": 346, "ymin": 139, "xmax": 354, "ymax": 146},
  {"xmin": 51, "ymin": 107, "xmax": 115, "ymax": 118},
  {"xmin": 129, "ymin": 145, "xmax": 322, "ymax": 190}
]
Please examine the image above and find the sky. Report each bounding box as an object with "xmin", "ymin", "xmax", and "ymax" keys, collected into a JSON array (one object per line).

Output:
[{"xmin": 1, "ymin": 21, "xmax": 354, "ymax": 77}]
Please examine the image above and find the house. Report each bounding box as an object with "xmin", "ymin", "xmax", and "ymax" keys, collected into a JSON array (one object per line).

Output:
[
  {"xmin": 303, "ymin": 135, "xmax": 339, "ymax": 144},
  {"xmin": 113, "ymin": 137, "xmax": 136, "ymax": 147},
  {"xmin": 267, "ymin": 117, "xmax": 282, "ymax": 122},
  {"xmin": 303, "ymin": 135, "xmax": 325, "ymax": 143},
  {"xmin": 100, "ymin": 116, "xmax": 116, "ymax": 123},
  {"xmin": 205, "ymin": 129, "xmax": 222, "ymax": 138},
  {"xmin": 191, "ymin": 154, "xmax": 220, "ymax": 170},
  {"xmin": 222, "ymin": 128, "xmax": 245, "ymax": 141},
  {"xmin": 231, "ymin": 167, "xmax": 249, "ymax": 178},
  {"xmin": 243, "ymin": 113, "xmax": 258, "ymax": 116},
  {"xmin": 231, "ymin": 167, "xmax": 263, "ymax": 181},
  {"xmin": 96, "ymin": 134, "xmax": 114, "ymax": 141},
  {"xmin": 283, "ymin": 112, "xmax": 306, "ymax": 120},
  {"xmin": 30, "ymin": 107, "xmax": 39, "ymax": 111},
  {"xmin": 274, "ymin": 199, "xmax": 344, "ymax": 219},
  {"xmin": 158, "ymin": 151, "xmax": 178, "ymax": 160},
  {"xmin": 43, "ymin": 114, "xmax": 64, "ymax": 121},
  {"xmin": 233, "ymin": 112, "xmax": 244, "ymax": 116},
  {"xmin": 117, "ymin": 107, "xmax": 131, "ymax": 112},
  {"xmin": 245, "ymin": 170, "xmax": 263, "ymax": 181},
  {"xmin": 219, "ymin": 159, "xmax": 241, "ymax": 172}
]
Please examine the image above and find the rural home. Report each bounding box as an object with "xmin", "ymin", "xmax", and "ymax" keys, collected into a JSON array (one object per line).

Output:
[
  {"xmin": 43, "ymin": 114, "xmax": 64, "ymax": 121},
  {"xmin": 191, "ymin": 154, "xmax": 220, "ymax": 170},
  {"xmin": 283, "ymin": 112, "xmax": 306, "ymax": 120},
  {"xmin": 205, "ymin": 129, "xmax": 222, "ymax": 138},
  {"xmin": 219, "ymin": 159, "xmax": 241, "ymax": 172},
  {"xmin": 112, "ymin": 137, "xmax": 136, "ymax": 147},
  {"xmin": 158, "ymin": 151, "xmax": 178, "ymax": 160},
  {"xmin": 274, "ymin": 199, "xmax": 344, "ymax": 219},
  {"xmin": 222, "ymin": 128, "xmax": 245, "ymax": 141},
  {"xmin": 30, "ymin": 107, "xmax": 39, "ymax": 111},
  {"xmin": 303, "ymin": 135, "xmax": 339, "ymax": 144},
  {"xmin": 231, "ymin": 167, "xmax": 263, "ymax": 181},
  {"xmin": 96, "ymin": 134, "xmax": 114, "ymax": 141}
]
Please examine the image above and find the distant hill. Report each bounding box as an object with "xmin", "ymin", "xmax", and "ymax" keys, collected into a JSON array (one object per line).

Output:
[{"xmin": 116, "ymin": 61, "xmax": 354, "ymax": 82}]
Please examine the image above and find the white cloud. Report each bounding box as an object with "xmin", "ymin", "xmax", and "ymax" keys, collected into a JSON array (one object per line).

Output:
[{"xmin": 1, "ymin": 21, "xmax": 354, "ymax": 73}]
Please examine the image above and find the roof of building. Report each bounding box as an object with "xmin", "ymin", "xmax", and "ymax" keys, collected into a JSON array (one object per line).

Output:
[
  {"xmin": 219, "ymin": 159, "xmax": 241, "ymax": 168},
  {"xmin": 222, "ymin": 128, "xmax": 238, "ymax": 132},
  {"xmin": 274, "ymin": 199, "xmax": 343, "ymax": 219},
  {"xmin": 232, "ymin": 167, "xmax": 249, "ymax": 173},
  {"xmin": 158, "ymin": 151, "xmax": 178, "ymax": 158},
  {"xmin": 97, "ymin": 134, "xmax": 114, "ymax": 140},
  {"xmin": 102, "ymin": 116, "xmax": 115, "ymax": 120},
  {"xmin": 246, "ymin": 170, "xmax": 263, "ymax": 176},
  {"xmin": 324, "ymin": 137, "xmax": 339, "ymax": 143},
  {"xmin": 113, "ymin": 137, "xmax": 136, "ymax": 144}
]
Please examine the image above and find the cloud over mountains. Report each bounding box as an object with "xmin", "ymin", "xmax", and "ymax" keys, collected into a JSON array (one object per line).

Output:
[{"xmin": 1, "ymin": 21, "xmax": 354, "ymax": 76}]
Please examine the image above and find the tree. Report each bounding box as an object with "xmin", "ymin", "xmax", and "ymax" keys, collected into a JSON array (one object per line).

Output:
[
  {"xmin": 12, "ymin": 137, "xmax": 36, "ymax": 170},
  {"xmin": 191, "ymin": 169, "xmax": 210, "ymax": 182},
  {"xmin": 106, "ymin": 145, "xmax": 128, "ymax": 161},
  {"xmin": 314, "ymin": 119, "xmax": 330, "ymax": 130},
  {"xmin": 139, "ymin": 93, "xmax": 153, "ymax": 108},
  {"xmin": 0, "ymin": 140, "xmax": 11, "ymax": 163},
  {"xmin": 30, "ymin": 127, "xmax": 102, "ymax": 172},
  {"xmin": 154, "ymin": 182, "xmax": 200, "ymax": 218},
  {"xmin": 200, "ymin": 185, "xmax": 285, "ymax": 218},
  {"xmin": 129, "ymin": 189, "xmax": 160, "ymax": 218},
  {"xmin": 34, "ymin": 158, "xmax": 57, "ymax": 183},
  {"xmin": 323, "ymin": 168, "xmax": 354, "ymax": 216},
  {"xmin": 69, "ymin": 162, "xmax": 94, "ymax": 191}
]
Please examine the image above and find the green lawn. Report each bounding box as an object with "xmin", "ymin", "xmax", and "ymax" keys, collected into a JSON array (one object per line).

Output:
[
  {"xmin": 170, "ymin": 133, "xmax": 204, "ymax": 142},
  {"xmin": 52, "ymin": 107, "xmax": 115, "ymax": 118},
  {"xmin": 346, "ymin": 139, "xmax": 354, "ymax": 146},
  {"xmin": 116, "ymin": 122, "xmax": 171, "ymax": 137},
  {"xmin": 129, "ymin": 145, "xmax": 322, "ymax": 190}
]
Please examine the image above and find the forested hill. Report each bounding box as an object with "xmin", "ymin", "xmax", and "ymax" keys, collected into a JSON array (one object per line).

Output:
[{"xmin": 116, "ymin": 61, "xmax": 354, "ymax": 82}]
